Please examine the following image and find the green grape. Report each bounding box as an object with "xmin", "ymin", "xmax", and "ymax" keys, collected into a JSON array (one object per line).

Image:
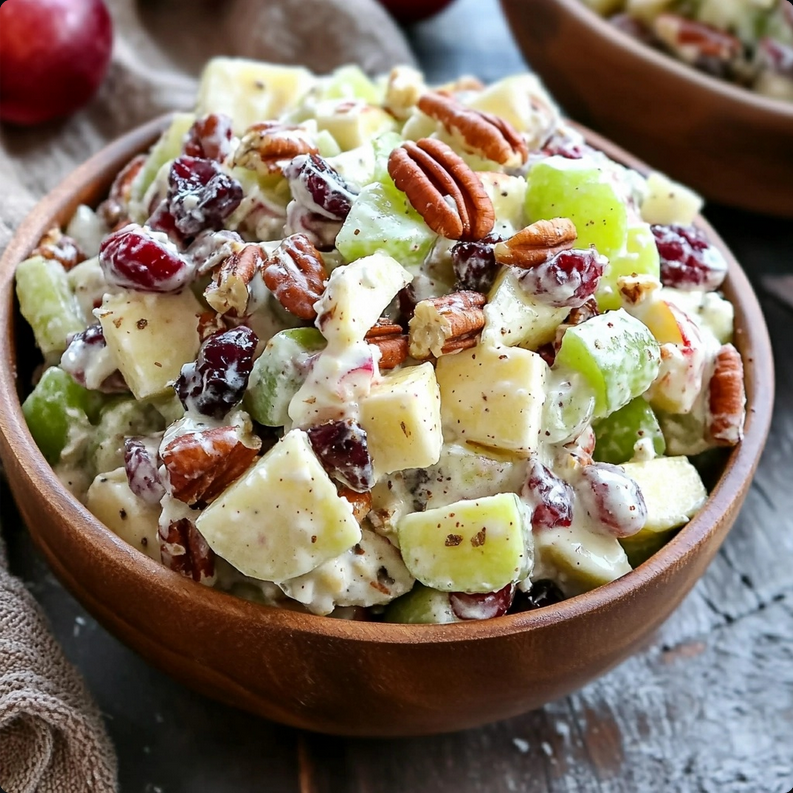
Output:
[
  {"xmin": 384, "ymin": 584, "xmax": 457, "ymax": 624},
  {"xmin": 555, "ymin": 309, "xmax": 660, "ymax": 419},
  {"xmin": 320, "ymin": 64, "xmax": 382, "ymax": 104},
  {"xmin": 22, "ymin": 367, "xmax": 100, "ymax": 465},
  {"xmin": 244, "ymin": 328, "xmax": 326, "ymax": 427},
  {"xmin": 16, "ymin": 255, "xmax": 85, "ymax": 356},
  {"xmin": 336, "ymin": 180, "xmax": 436, "ymax": 267},
  {"xmin": 525, "ymin": 157, "xmax": 628, "ymax": 259},
  {"xmin": 593, "ymin": 397, "xmax": 665, "ymax": 464},
  {"xmin": 596, "ymin": 224, "xmax": 661, "ymax": 311}
]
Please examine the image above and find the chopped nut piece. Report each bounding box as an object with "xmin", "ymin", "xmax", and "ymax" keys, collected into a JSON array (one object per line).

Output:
[
  {"xmin": 365, "ymin": 320, "xmax": 409, "ymax": 370},
  {"xmin": 388, "ymin": 138, "xmax": 495, "ymax": 241},
  {"xmin": 205, "ymin": 244, "xmax": 264, "ymax": 317},
  {"xmin": 706, "ymin": 343, "xmax": 746, "ymax": 447},
  {"xmin": 159, "ymin": 516, "xmax": 216, "ymax": 584},
  {"xmin": 232, "ymin": 121, "xmax": 319, "ymax": 175},
  {"xmin": 98, "ymin": 154, "xmax": 146, "ymax": 229},
  {"xmin": 263, "ymin": 234, "xmax": 329, "ymax": 320},
  {"xmin": 408, "ymin": 291, "xmax": 487, "ymax": 359},
  {"xmin": 418, "ymin": 91, "xmax": 528, "ymax": 167},
  {"xmin": 494, "ymin": 218, "xmax": 577, "ymax": 268},
  {"xmin": 617, "ymin": 274, "xmax": 662, "ymax": 307},
  {"xmin": 32, "ymin": 226, "xmax": 87, "ymax": 271},
  {"xmin": 339, "ymin": 487, "xmax": 373, "ymax": 524}
]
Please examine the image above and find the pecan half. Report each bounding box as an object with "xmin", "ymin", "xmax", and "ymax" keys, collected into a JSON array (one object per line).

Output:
[
  {"xmin": 98, "ymin": 154, "xmax": 146, "ymax": 229},
  {"xmin": 32, "ymin": 226, "xmax": 87, "ymax": 271},
  {"xmin": 263, "ymin": 234, "xmax": 329, "ymax": 320},
  {"xmin": 184, "ymin": 113, "xmax": 234, "ymax": 162},
  {"xmin": 196, "ymin": 310, "xmax": 229, "ymax": 342},
  {"xmin": 494, "ymin": 218, "xmax": 577, "ymax": 268},
  {"xmin": 388, "ymin": 138, "xmax": 495, "ymax": 241},
  {"xmin": 706, "ymin": 343, "xmax": 746, "ymax": 447},
  {"xmin": 408, "ymin": 291, "xmax": 487, "ymax": 359},
  {"xmin": 339, "ymin": 487, "xmax": 373, "ymax": 524},
  {"xmin": 162, "ymin": 426, "xmax": 261, "ymax": 506},
  {"xmin": 365, "ymin": 319, "xmax": 409, "ymax": 370},
  {"xmin": 232, "ymin": 122, "xmax": 319, "ymax": 175},
  {"xmin": 159, "ymin": 517, "xmax": 216, "ymax": 584},
  {"xmin": 418, "ymin": 92, "xmax": 528, "ymax": 167},
  {"xmin": 204, "ymin": 244, "xmax": 264, "ymax": 317},
  {"xmin": 654, "ymin": 14, "xmax": 741, "ymax": 64}
]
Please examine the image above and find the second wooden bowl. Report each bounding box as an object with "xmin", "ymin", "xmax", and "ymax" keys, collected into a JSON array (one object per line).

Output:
[
  {"xmin": 0, "ymin": 117, "xmax": 774, "ymax": 736},
  {"xmin": 501, "ymin": 0, "xmax": 793, "ymax": 218}
]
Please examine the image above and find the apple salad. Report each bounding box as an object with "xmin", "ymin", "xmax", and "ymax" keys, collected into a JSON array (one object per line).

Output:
[{"xmin": 16, "ymin": 59, "xmax": 747, "ymax": 622}]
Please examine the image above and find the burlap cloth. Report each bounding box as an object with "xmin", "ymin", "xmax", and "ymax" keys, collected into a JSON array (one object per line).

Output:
[{"xmin": 0, "ymin": 1, "xmax": 413, "ymax": 790}]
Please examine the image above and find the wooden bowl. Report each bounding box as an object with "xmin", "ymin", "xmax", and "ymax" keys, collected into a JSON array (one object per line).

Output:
[
  {"xmin": 501, "ymin": 0, "xmax": 793, "ymax": 218},
  {"xmin": 0, "ymin": 117, "xmax": 773, "ymax": 737}
]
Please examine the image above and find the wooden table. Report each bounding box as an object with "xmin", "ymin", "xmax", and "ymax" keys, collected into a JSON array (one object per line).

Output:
[{"xmin": 5, "ymin": 0, "xmax": 793, "ymax": 790}]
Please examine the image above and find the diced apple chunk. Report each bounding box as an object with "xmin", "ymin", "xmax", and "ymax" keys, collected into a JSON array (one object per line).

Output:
[
  {"xmin": 196, "ymin": 429, "xmax": 361, "ymax": 582},
  {"xmin": 435, "ymin": 344, "xmax": 548, "ymax": 456},
  {"xmin": 314, "ymin": 100, "xmax": 397, "ymax": 151},
  {"xmin": 196, "ymin": 58, "xmax": 316, "ymax": 133},
  {"xmin": 96, "ymin": 289, "xmax": 203, "ymax": 400},
  {"xmin": 360, "ymin": 363, "xmax": 442, "ymax": 478},
  {"xmin": 640, "ymin": 171, "xmax": 703, "ymax": 226},
  {"xmin": 478, "ymin": 173, "xmax": 528, "ymax": 233},
  {"xmin": 86, "ymin": 468, "xmax": 160, "ymax": 561},
  {"xmin": 398, "ymin": 493, "xmax": 532, "ymax": 593}
]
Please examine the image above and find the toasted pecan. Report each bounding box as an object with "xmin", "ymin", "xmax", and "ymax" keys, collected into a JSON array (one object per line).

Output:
[
  {"xmin": 408, "ymin": 291, "xmax": 487, "ymax": 359},
  {"xmin": 159, "ymin": 517, "xmax": 216, "ymax": 584},
  {"xmin": 339, "ymin": 487, "xmax": 373, "ymax": 524},
  {"xmin": 205, "ymin": 244, "xmax": 264, "ymax": 317},
  {"xmin": 706, "ymin": 343, "xmax": 746, "ymax": 447},
  {"xmin": 32, "ymin": 226, "xmax": 87, "ymax": 271},
  {"xmin": 98, "ymin": 154, "xmax": 146, "ymax": 229},
  {"xmin": 263, "ymin": 234, "xmax": 329, "ymax": 320},
  {"xmin": 232, "ymin": 122, "xmax": 319, "ymax": 174},
  {"xmin": 365, "ymin": 319, "xmax": 409, "ymax": 370},
  {"xmin": 494, "ymin": 218, "xmax": 577, "ymax": 268}
]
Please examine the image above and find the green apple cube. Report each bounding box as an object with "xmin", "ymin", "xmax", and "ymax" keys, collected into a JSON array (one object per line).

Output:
[
  {"xmin": 384, "ymin": 584, "xmax": 458, "ymax": 624},
  {"xmin": 22, "ymin": 367, "xmax": 100, "ymax": 465},
  {"xmin": 596, "ymin": 224, "xmax": 661, "ymax": 311},
  {"xmin": 320, "ymin": 64, "xmax": 383, "ymax": 105},
  {"xmin": 245, "ymin": 328, "xmax": 326, "ymax": 427},
  {"xmin": 620, "ymin": 456, "xmax": 707, "ymax": 534},
  {"xmin": 86, "ymin": 467, "xmax": 161, "ymax": 561},
  {"xmin": 482, "ymin": 266, "xmax": 569, "ymax": 349},
  {"xmin": 593, "ymin": 397, "xmax": 665, "ymax": 465},
  {"xmin": 90, "ymin": 397, "xmax": 165, "ymax": 476},
  {"xmin": 314, "ymin": 252, "xmax": 412, "ymax": 346},
  {"xmin": 435, "ymin": 344, "xmax": 548, "ymax": 456},
  {"xmin": 360, "ymin": 362, "xmax": 442, "ymax": 478},
  {"xmin": 197, "ymin": 429, "xmax": 361, "ymax": 582},
  {"xmin": 542, "ymin": 370, "xmax": 596, "ymax": 445},
  {"xmin": 398, "ymin": 493, "xmax": 531, "ymax": 593},
  {"xmin": 555, "ymin": 309, "xmax": 660, "ymax": 419},
  {"xmin": 534, "ymin": 523, "xmax": 631, "ymax": 597},
  {"xmin": 315, "ymin": 99, "xmax": 396, "ymax": 151},
  {"xmin": 96, "ymin": 289, "xmax": 203, "ymax": 400},
  {"xmin": 195, "ymin": 58, "xmax": 316, "ymax": 133},
  {"xmin": 130, "ymin": 112, "xmax": 195, "ymax": 206},
  {"xmin": 526, "ymin": 157, "xmax": 629, "ymax": 259},
  {"xmin": 16, "ymin": 255, "xmax": 85, "ymax": 356},
  {"xmin": 336, "ymin": 181, "xmax": 436, "ymax": 268},
  {"xmin": 640, "ymin": 171, "xmax": 703, "ymax": 226}
]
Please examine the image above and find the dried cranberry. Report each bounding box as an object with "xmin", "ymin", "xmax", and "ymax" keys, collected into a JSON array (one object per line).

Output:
[
  {"xmin": 451, "ymin": 232, "xmax": 502, "ymax": 292},
  {"xmin": 183, "ymin": 113, "xmax": 234, "ymax": 162},
  {"xmin": 147, "ymin": 201, "xmax": 187, "ymax": 246},
  {"xmin": 99, "ymin": 224, "xmax": 192, "ymax": 293},
  {"xmin": 651, "ymin": 224, "xmax": 727, "ymax": 291},
  {"xmin": 166, "ymin": 156, "xmax": 243, "ymax": 237},
  {"xmin": 283, "ymin": 154, "xmax": 358, "ymax": 221},
  {"xmin": 60, "ymin": 324, "xmax": 127, "ymax": 393},
  {"xmin": 522, "ymin": 459, "xmax": 574, "ymax": 530},
  {"xmin": 124, "ymin": 437, "xmax": 165, "ymax": 505},
  {"xmin": 306, "ymin": 419, "xmax": 374, "ymax": 493},
  {"xmin": 575, "ymin": 462, "xmax": 647, "ymax": 539},
  {"xmin": 518, "ymin": 248, "xmax": 605, "ymax": 308},
  {"xmin": 513, "ymin": 580, "xmax": 565, "ymax": 612},
  {"xmin": 542, "ymin": 134, "xmax": 594, "ymax": 160},
  {"xmin": 450, "ymin": 585, "xmax": 515, "ymax": 620},
  {"xmin": 174, "ymin": 326, "xmax": 258, "ymax": 419}
]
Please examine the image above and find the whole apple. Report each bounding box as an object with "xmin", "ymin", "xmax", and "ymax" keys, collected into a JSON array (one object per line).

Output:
[
  {"xmin": 0, "ymin": 0, "xmax": 113, "ymax": 126},
  {"xmin": 378, "ymin": 0, "xmax": 455, "ymax": 24}
]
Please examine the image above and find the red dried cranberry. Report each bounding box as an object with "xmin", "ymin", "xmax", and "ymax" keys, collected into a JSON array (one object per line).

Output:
[
  {"xmin": 575, "ymin": 462, "xmax": 647, "ymax": 539},
  {"xmin": 450, "ymin": 585, "xmax": 515, "ymax": 620},
  {"xmin": 283, "ymin": 154, "xmax": 358, "ymax": 221},
  {"xmin": 306, "ymin": 419, "xmax": 374, "ymax": 493},
  {"xmin": 183, "ymin": 113, "xmax": 234, "ymax": 162},
  {"xmin": 542, "ymin": 134, "xmax": 594, "ymax": 160},
  {"xmin": 522, "ymin": 459, "xmax": 574, "ymax": 530},
  {"xmin": 60, "ymin": 324, "xmax": 127, "ymax": 393},
  {"xmin": 518, "ymin": 248, "xmax": 606, "ymax": 308},
  {"xmin": 174, "ymin": 326, "xmax": 258, "ymax": 419},
  {"xmin": 451, "ymin": 232, "xmax": 502, "ymax": 292},
  {"xmin": 651, "ymin": 224, "xmax": 727, "ymax": 291},
  {"xmin": 99, "ymin": 224, "xmax": 192, "ymax": 293},
  {"xmin": 124, "ymin": 437, "xmax": 165, "ymax": 505}
]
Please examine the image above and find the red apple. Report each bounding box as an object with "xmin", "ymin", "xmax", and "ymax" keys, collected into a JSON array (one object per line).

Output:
[
  {"xmin": 377, "ymin": 0, "xmax": 455, "ymax": 24},
  {"xmin": 0, "ymin": 0, "xmax": 113, "ymax": 126}
]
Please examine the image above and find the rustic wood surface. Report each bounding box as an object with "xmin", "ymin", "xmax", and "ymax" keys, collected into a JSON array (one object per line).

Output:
[{"xmin": 4, "ymin": 0, "xmax": 793, "ymax": 790}]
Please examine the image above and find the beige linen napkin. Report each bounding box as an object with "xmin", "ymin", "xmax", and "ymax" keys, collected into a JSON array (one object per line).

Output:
[{"xmin": 0, "ymin": 1, "xmax": 413, "ymax": 790}]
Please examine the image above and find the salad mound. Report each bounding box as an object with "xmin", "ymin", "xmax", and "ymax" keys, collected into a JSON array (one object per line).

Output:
[
  {"xmin": 583, "ymin": 0, "xmax": 793, "ymax": 103},
  {"xmin": 16, "ymin": 59, "xmax": 747, "ymax": 623}
]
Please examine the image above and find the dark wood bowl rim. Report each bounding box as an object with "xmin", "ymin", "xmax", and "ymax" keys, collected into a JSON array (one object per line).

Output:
[
  {"xmin": 535, "ymin": 0, "xmax": 793, "ymax": 118},
  {"xmin": 0, "ymin": 114, "xmax": 774, "ymax": 645}
]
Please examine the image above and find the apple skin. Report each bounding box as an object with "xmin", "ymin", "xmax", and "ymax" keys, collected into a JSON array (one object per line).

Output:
[
  {"xmin": 377, "ymin": 0, "xmax": 455, "ymax": 24},
  {"xmin": 0, "ymin": 0, "xmax": 113, "ymax": 126}
]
